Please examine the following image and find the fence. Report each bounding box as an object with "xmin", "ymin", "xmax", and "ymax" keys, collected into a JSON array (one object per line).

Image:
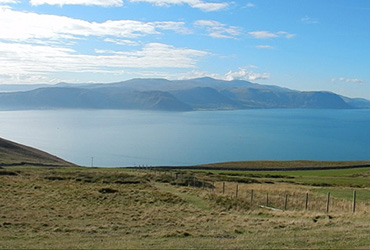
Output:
[
  {"xmin": 212, "ymin": 181, "xmax": 368, "ymax": 213},
  {"xmin": 136, "ymin": 169, "xmax": 370, "ymax": 214}
]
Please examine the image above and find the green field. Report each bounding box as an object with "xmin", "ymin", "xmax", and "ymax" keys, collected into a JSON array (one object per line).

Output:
[
  {"xmin": 1, "ymin": 164, "xmax": 370, "ymax": 249},
  {"xmin": 200, "ymin": 160, "xmax": 370, "ymax": 169}
]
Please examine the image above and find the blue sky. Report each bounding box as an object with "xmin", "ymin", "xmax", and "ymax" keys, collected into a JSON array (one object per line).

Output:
[{"xmin": 0, "ymin": 0, "xmax": 369, "ymax": 99}]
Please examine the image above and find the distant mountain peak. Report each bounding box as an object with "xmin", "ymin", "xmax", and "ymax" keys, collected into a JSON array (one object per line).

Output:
[
  {"xmin": 0, "ymin": 77, "xmax": 369, "ymax": 110},
  {"xmin": 126, "ymin": 78, "xmax": 172, "ymax": 82},
  {"xmin": 190, "ymin": 77, "xmax": 219, "ymax": 81}
]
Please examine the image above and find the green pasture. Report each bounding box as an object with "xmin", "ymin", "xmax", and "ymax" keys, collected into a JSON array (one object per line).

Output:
[
  {"xmin": 185, "ymin": 166, "xmax": 370, "ymax": 203},
  {"xmin": 314, "ymin": 188, "xmax": 370, "ymax": 202},
  {"xmin": 192, "ymin": 166, "xmax": 370, "ymax": 186}
]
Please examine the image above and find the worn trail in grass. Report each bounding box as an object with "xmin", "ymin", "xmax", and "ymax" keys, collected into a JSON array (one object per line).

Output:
[{"xmin": 154, "ymin": 182, "xmax": 211, "ymax": 211}]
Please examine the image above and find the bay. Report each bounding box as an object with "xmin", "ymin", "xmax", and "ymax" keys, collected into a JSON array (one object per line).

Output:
[{"xmin": 1, "ymin": 109, "xmax": 370, "ymax": 167}]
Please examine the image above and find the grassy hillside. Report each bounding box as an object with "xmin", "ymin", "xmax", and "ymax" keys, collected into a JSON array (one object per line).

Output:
[
  {"xmin": 1, "ymin": 165, "xmax": 370, "ymax": 249},
  {"xmin": 0, "ymin": 137, "xmax": 75, "ymax": 166}
]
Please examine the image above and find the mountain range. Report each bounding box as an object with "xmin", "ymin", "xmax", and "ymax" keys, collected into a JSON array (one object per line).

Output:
[{"xmin": 0, "ymin": 77, "xmax": 369, "ymax": 111}]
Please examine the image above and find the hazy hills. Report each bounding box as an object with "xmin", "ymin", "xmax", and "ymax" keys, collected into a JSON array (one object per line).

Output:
[{"xmin": 0, "ymin": 77, "xmax": 369, "ymax": 111}]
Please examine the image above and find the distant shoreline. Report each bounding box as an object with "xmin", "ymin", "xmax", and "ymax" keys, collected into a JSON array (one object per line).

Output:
[
  {"xmin": 4, "ymin": 161, "xmax": 370, "ymax": 172},
  {"xmin": 130, "ymin": 161, "xmax": 370, "ymax": 172}
]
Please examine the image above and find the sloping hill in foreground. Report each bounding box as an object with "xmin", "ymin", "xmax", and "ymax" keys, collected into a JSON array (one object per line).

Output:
[{"xmin": 0, "ymin": 137, "xmax": 75, "ymax": 167}]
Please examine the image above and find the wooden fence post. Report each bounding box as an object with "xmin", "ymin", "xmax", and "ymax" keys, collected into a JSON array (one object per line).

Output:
[
  {"xmin": 352, "ymin": 190, "xmax": 356, "ymax": 213},
  {"xmin": 266, "ymin": 193, "xmax": 269, "ymax": 207},
  {"xmin": 222, "ymin": 182, "xmax": 225, "ymax": 194},
  {"xmin": 305, "ymin": 193, "xmax": 309, "ymax": 210},
  {"xmin": 235, "ymin": 184, "xmax": 239, "ymax": 198},
  {"xmin": 250, "ymin": 189, "xmax": 254, "ymax": 204},
  {"xmin": 326, "ymin": 192, "xmax": 331, "ymax": 213},
  {"xmin": 284, "ymin": 194, "xmax": 288, "ymax": 211}
]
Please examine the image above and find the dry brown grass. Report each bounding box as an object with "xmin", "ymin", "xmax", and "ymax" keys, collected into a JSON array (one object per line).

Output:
[{"xmin": 1, "ymin": 167, "xmax": 370, "ymax": 249}]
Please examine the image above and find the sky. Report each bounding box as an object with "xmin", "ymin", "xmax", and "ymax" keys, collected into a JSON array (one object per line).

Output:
[{"xmin": 0, "ymin": 0, "xmax": 370, "ymax": 99}]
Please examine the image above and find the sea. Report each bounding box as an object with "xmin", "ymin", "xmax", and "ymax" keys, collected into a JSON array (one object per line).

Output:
[{"xmin": 1, "ymin": 109, "xmax": 370, "ymax": 167}]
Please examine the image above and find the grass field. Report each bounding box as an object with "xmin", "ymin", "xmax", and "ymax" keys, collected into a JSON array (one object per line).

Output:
[
  {"xmin": 200, "ymin": 160, "xmax": 370, "ymax": 169},
  {"xmin": 1, "ymin": 164, "xmax": 370, "ymax": 249}
]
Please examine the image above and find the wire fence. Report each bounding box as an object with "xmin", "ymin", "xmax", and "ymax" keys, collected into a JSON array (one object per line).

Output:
[
  {"xmin": 136, "ymin": 169, "xmax": 370, "ymax": 214},
  {"xmin": 211, "ymin": 181, "xmax": 369, "ymax": 213}
]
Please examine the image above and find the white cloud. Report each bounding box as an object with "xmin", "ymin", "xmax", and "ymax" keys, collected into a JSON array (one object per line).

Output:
[
  {"xmin": 30, "ymin": 0, "xmax": 123, "ymax": 7},
  {"xmin": 175, "ymin": 67, "xmax": 270, "ymax": 82},
  {"xmin": 249, "ymin": 30, "xmax": 295, "ymax": 39},
  {"xmin": 225, "ymin": 68, "xmax": 270, "ymax": 81},
  {"xmin": 189, "ymin": 1, "xmax": 228, "ymax": 11},
  {"xmin": 0, "ymin": 6, "xmax": 188, "ymax": 42},
  {"xmin": 249, "ymin": 31, "xmax": 277, "ymax": 39},
  {"xmin": 194, "ymin": 20, "xmax": 242, "ymax": 39},
  {"xmin": 104, "ymin": 38, "xmax": 140, "ymax": 46},
  {"xmin": 256, "ymin": 45, "xmax": 274, "ymax": 49},
  {"xmin": 0, "ymin": 6, "xmax": 209, "ymax": 83},
  {"xmin": 150, "ymin": 21, "xmax": 191, "ymax": 34},
  {"xmin": 332, "ymin": 77, "xmax": 364, "ymax": 84},
  {"xmin": 243, "ymin": 2, "xmax": 254, "ymax": 8},
  {"xmin": 301, "ymin": 16, "xmax": 319, "ymax": 24},
  {"xmin": 0, "ymin": 41, "xmax": 208, "ymax": 81},
  {"xmin": 0, "ymin": 73, "xmax": 59, "ymax": 84},
  {"xmin": 29, "ymin": 0, "xmax": 230, "ymax": 11},
  {"xmin": 177, "ymin": 70, "xmax": 220, "ymax": 80},
  {"xmin": 129, "ymin": 0, "xmax": 228, "ymax": 11},
  {"xmin": 276, "ymin": 31, "xmax": 295, "ymax": 39},
  {"xmin": 0, "ymin": 0, "xmax": 18, "ymax": 3}
]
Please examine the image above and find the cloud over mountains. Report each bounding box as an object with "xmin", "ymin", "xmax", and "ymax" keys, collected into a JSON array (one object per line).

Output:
[{"xmin": 0, "ymin": 0, "xmax": 368, "ymax": 100}]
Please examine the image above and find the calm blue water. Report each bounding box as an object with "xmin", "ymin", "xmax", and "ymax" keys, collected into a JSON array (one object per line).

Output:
[{"xmin": 1, "ymin": 109, "xmax": 370, "ymax": 167}]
